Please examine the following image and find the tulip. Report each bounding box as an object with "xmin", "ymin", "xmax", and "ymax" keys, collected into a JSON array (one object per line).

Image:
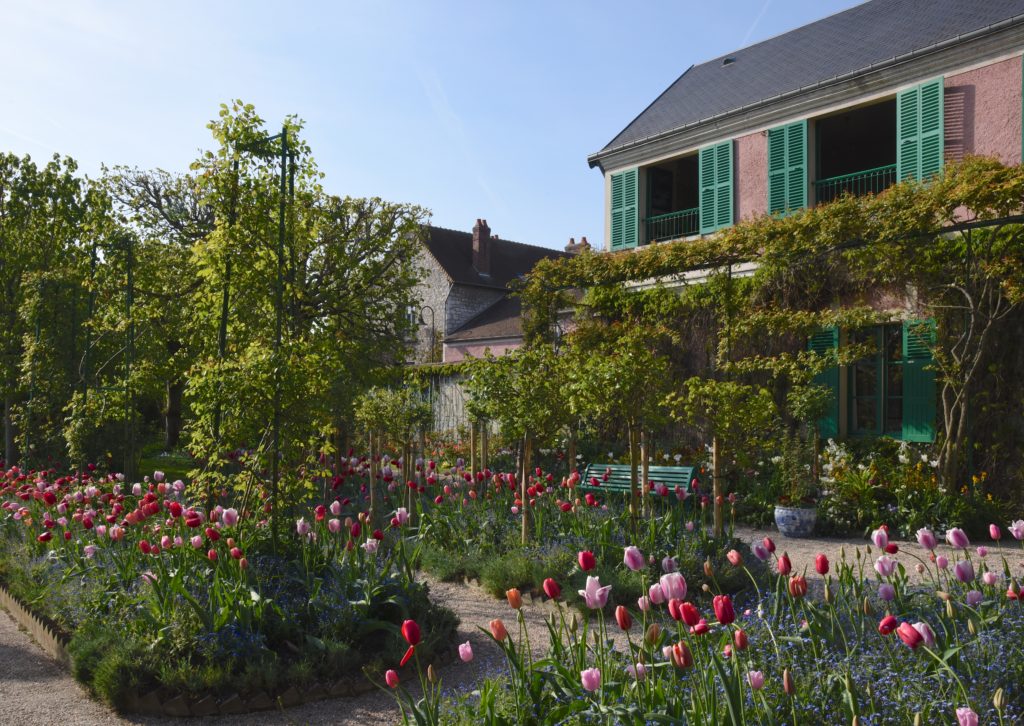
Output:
[
  {"xmin": 815, "ymin": 553, "xmax": 829, "ymax": 575},
  {"xmin": 205, "ymin": 527, "xmax": 220, "ymax": 542},
  {"xmin": 489, "ymin": 618, "xmax": 508, "ymax": 642},
  {"xmin": 328, "ymin": 518, "xmax": 341, "ymax": 534},
  {"xmin": 713, "ymin": 594, "xmax": 735, "ymax": 624},
  {"xmin": 667, "ymin": 598, "xmax": 684, "ymax": 622},
  {"xmin": 543, "ymin": 578, "xmax": 561, "ymax": 600},
  {"xmin": 763, "ymin": 536, "xmax": 775, "ymax": 553},
  {"xmin": 385, "ymin": 669, "xmax": 400, "ymax": 688},
  {"xmin": 506, "ymin": 588, "xmax": 523, "ymax": 610},
  {"xmin": 783, "ymin": 668, "xmax": 795, "ymax": 696},
  {"xmin": 751, "ymin": 543, "xmax": 770, "ymax": 561},
  {"xmin": 953, "ymin": 560, "xmax": 975, "ymax": 583},
  {"xmin": 878, "ymin": 583, "xmax": 896, "ymax": 601},
  {"xmin": 580, "ymin": 667, "xmax": 601, "ymax": 692},
  {"xmin": 395, "ymin": 507, "xmax": 409, "ymax": 526},
  {"xmin": 747, "ymin": 670, "xmax": 765, "ymax": 691},
  {"xmin": 661, "ymin": 555, "xmax": 678, "ymax": 572},
  {"xmin": 191, "ymin": 535, "xmax": 203, "ymax": 549},
  {"xmin": 726, "ymin": 549, "xmax": 743, "ymax": 566},
  {"xmin": 946, "ymin": 528, "xmax": 970, "ymax": 549},
  {"xmin": 37, "ymin": 531, "xmax": 52, "ymax": 543},
  {"xmin": 623, "ymin": 545, "xmax": 645, "ymax": 571},
  {"xmin": 878, "ymin": 615, "xmax": 898, "ymax": 635},
  {"xmin": 459, "ymin": 641, "xmax": 473, "ymax": 662},
  {"xmin": 578, "ymin": 550, "xmax": 596, "ymax": 571},
  {"xmin": 207, "ymin": 549, "xmax": 217, "ymax": 561},
  {"xmin": 401, "ymin": 619, "xmax": 421, "ymax": 646},
  {"xmin": 871, "ymin": 527, "xmax": 888, "ymax": 549},
  {"xmin": 648, "ymin": 583, "xmax": 666, "ymax": 605},
  {"xmin": 329, "ymin": 500, "xmax": 342, "ymax": 516},
  {"xmin": 702, "ymin": 556, "xmax": 713, "ymax": 578},
  {"xmin": 1009, "ymin": 520, "xmax": 1024, "ymax": 540},
  {"xmin": 966, "ymin": 590, "xmax": 983, "ymax": 606},
  {"xmin": 362, "ymin": 539, "xmax": 378, "ymax": 555},
  {"xmin": 690, "ymin": 618, "xmax": 709, "ymax": 636},
  {"xmin": 659, "ymin": 572, "xmax": 687, "ymax": 600},
  {"xmin": 671, "ymin": 641, "xmax": 694, "ymax": 669},
  {"xmin": 296, "ymin": 518, "xmax": 311, "ymax": 536},
  {"xmin": 626, "ymin": 663, "xmax": 647, "ymax": 681},
  {"xmin": 982, "ymin": 571, "xmax": 997, "ymax": 586},
  {"xmin": 733, "ymin": 629, "xmax": 749, "ymax": 650},
  {"xmin": 777, "ymin": 553, "xmax": 792, "ymax": 576},
  {"xmin": 989, "ymin": 523, "xmax": 1002, "ymax": 541},
  {"xmin": 936, "ymin": 555, "xmax": 949, "ymax": 570},
  {"xmin": 222, "ymin": 508, "xmax": 238, "ymax": 527},
  {"xmin": 916, "ymin": 528, "xmax": 938, "ymax": 550},
  {"xmin": 912, "ymin": 621, "xmax": 936, "ymax": 648},
  {"xmin": 896, "ymin": 621, "xmax": 923, "ymax": 649},
  {"xmin": 679, "ymin": 601, "xmax": 700, "ymax": 626},
  {"xmin": 83, "ymin": 544, "xmax": 98, "ymax": 558},
  {"xmin": 874, "ymin": 556, "xmax": 897, "ymax": 578},
  {"xmin": 788, "ymin": 575, "xmax": 808, "ymax": 599},
  {"xmin": 956, "ymin": 707, "xmax": 979, "ymax": 726},
  {"xmin": 578, "ymin": 575, "xmax": 612, "ymax": 609},
  {"xmin": 615, "ymin": 605, "xmax": 632, "ymax": 631}
]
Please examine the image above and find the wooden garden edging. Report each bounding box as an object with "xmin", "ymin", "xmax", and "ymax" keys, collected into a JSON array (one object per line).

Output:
[{"xmin": 0, "ymin": 580, "xmax": 456, "ymax": 717}]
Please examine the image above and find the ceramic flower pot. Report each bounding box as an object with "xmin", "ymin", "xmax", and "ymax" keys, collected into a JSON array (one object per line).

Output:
[{"xmin": 774, "ymin": 504, "xmax": 817, "ymax": 538}]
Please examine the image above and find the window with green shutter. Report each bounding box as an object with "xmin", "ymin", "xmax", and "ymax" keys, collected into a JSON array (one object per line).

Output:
[
  {"xmin": 699, "ymin": 141, "xmax": 733, "ymax": 234},
  {"xmin": 897, "ymin": 78, "xmax": 944, "ymax": 182},
  {"xmin": 902, "ymin": 319, "xmax": 936, "ymax": 442},
  {"xmin": 808, "ymin": 327, "xmax": 840, "ymax": 439},
  {"xmin": 610, "ymin": 168, "xmax": 638, "ymax": 250},
  {"xmin": 768, "ymin": 120, "xmax": 807, "ymax": 214}
]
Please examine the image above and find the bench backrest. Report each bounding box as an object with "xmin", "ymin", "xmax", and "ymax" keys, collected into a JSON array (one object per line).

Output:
[{"xmin": 581, "ymin": 463, "xmax": 698, "ymax": 491}]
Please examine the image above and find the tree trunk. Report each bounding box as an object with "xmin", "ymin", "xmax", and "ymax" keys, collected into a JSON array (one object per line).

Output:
[
  {"xmin": 566, "ymin": 429, "xmax": 576, "ymax": 481},
  {"xmin": 3, "ymin": 395, "xmax": 14, "ymax": 467},
  {"xmin": 640, "ymin": 429, "xmax": 650, "ymax": 517},
  {"xmin": 628, "ymin": 424, "xmax": 640, "ymax": 531},
  {"xmin": 368, "ymin": 431, "xmax": 379, "ymax": 528},
  {"xmin": 712, "ymin": 436, "xmax": 723, "ymax": 538},
  {"xmin": 164, "ymin": 379, "xmax": 185, "ymax": 450},
  {"xmin": 481, "ymin": 424, "xmax": 488, "ymax": 472},
  {"xmin": 469, "ymin": 422, "xmax": 478, "ymax": 475},
  {"xmin": 521, "ymin": 435, "xmax": 532, "ymax": 545}
]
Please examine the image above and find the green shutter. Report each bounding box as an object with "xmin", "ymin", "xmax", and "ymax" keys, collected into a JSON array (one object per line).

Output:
[
  {"xmin": 902, "ymin": 319, "xmax": 936, "ymax": 442},
  {"xmin": 898, "ymin": 79, "xmax": 944, "ymax": 182},
  {"xmin": 699, "ymin": 141, "xmax": 733, "ymax": 233},
  {"xmin": 768, "ymin": 121, "xmax": 807, "ymax": 214},
  {"xmin": 609, "ymin": 169, "xmax": 637, "ymax": 250},
  {"xmin": 808, "ymin": 327, "xmax": 840, "ymax": 439}
]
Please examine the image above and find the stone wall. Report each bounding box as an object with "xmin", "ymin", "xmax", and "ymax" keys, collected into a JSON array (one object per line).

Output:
[{"xmin": 410, "ymin": 248, "xmax": 451, "ymax": 364}]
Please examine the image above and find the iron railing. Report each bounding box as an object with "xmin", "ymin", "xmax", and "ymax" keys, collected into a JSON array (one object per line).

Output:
[
  {"xmin": 644, "ymin": 207, "xmax": 699, "ymax": 243},
  {"xmin": 815, "ymin": 164, "xmax": 897, "ymax": 205}
]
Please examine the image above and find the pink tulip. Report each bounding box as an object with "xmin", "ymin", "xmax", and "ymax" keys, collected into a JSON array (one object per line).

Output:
[
  {"xmin": 648, "ymin": 583, "xmax": 666, "ymax": 605},
  {"xmin": 580, "ymin": 667, "xmax": 601, "ymax": 692},
  {"xmin": 871, "ymin": 527, "xmax": 888, "ymax": 549},
  {"xmin": 83, "ymin": 544, "xmax": 98, "ymax": 558},
  {"xmin": 946, "ymin": 528, "xmax": 970, "ymax": 549},
  {"xmin": 989, "ymin": 524, "xmax": 1002, "ymax": 541},
  {"xmin": 222, "ymin": 508, "xmax": 238, "ymax": 527},
  {"xmin": 982, "ymin": 571, "xmax": 998, "ymax": 586},
  {"xmin": 751, "ymin": 543, "xmax": 770, "ymax": 561},
  {"xmin": 328, "ymin": 518, "xmax": 342, "ymax": 534},
  {"xmin": 385, "ymin": 669, "xmax": 400, "ymax": 688},
  {"xmin": 578, "ymin": 576, "xmax": 612, "ymax": 609},
  {"xmin": 956, "ymin": 707, "xmax": 979, "ymax": 726},
  {"xmin": 747, "ymin": 670, "xmax": 765, "ymax": 690},
  {"xmin": 916, "ymin": 528, "xmax": 937, "ymax": 550},
  {"xmin": 330, "ymin": 500, "xmax": 342, "ymax": 516},
  {"xmin": 660, "ymin": 572, "xmax": 687, "ymax": 601},
  {"xmin": 874, "ymin": 556, "xmax": 897, "ymax": 578},
  {"xmin": 626, "ymin": 663, "xmax": 647, "ymax": 681},
  {"xmin": 1009, "ymin": 520, "xmax": 1024, "ymax": 540},
  {"xmin": 458, "ymin": 641, "xmax": 473, "ymax": 662},
  {"xmin": 623, "ymin": 546, "xmax": 645, "ymax": 571},
  {"xmin": 362, "ymin": 539, "xmax": 379, "ymax": 554},
  {"xmin": 153, "ymin": 471, "xmax": 165, "ymax": 482},
  {"xmin": 953, "ymin": 560, "xmax": 974, "ymax": 583},
  {"xmin": 296, "ymin": 518, "xmax": 311, "ymax": 536},
  {"xmin": 191, "ymin": 535, "xmax": 203, "ymax": 549},
  {"xmin": 395, "ymin": 507, "xmax": 409, "ymax": 526},
  {"xmin": 912, "ymin": 621, "xmax": 936, "ymax": 648},
  {"xmin": 637, "ymin": 595, "xmax": 651, "ymax": 612},
  {"xmin": 661, "ymin": 555, "xmax": 678, "ymax": 572},
  {"xmin": 976, "ymin": 546, "xmax": 988, "ymax": 558},
  {"xmin": 936, "ymin": 555, "xmax": 949, "ymax": 570}
]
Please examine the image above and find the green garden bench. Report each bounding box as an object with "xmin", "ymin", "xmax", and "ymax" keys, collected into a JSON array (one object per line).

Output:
[{"xmin": 580, "ymin": 463, "xmax": 700, "ymax": 500}]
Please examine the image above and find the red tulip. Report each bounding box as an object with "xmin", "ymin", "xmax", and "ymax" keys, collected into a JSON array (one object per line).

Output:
[
  {"xmin": 777, "ymin": 553, "xmax": 792, "ymax": 576},
  {"xmin": 671, "ymin": 641, "xmax": 694, "ymax": 669},
  {"xmin": 401, "ymin": 619, "xmax": 421, "ymax": 646},
  {"xmin": 385, "ymin": 669, "xmax": 399, "ymax": 688},
  {"xmin": 314, "ymin": 504, "xmax": 326, "ymax": 521},
  {"xmin": 878, "ymin": 615, "xmax": 898, "ymax": 635},
  {"xmin": 36, "ymin": 531, "xmax": 52, "ymax": 543},
  {"xmin": 680, "ymin": 601, "xmax": 701, "ymax": 627},
  {"xmin": 205, "ymin": 527, "xmax": 220, "ymax": 542},
  {"xmin": 230, "ymin": 547, "xmax": 243, "ymax": 559},
  {"xmin": 896, "ymin": 621, "xmax": 923, "ymax": 649},
  {"xmin": 543, "ymin": 578, "xmax": 561, "ymax": 600},
  {"xmin": 733, "ymin": 629, "xmax": 749, "ymax": 650},
  {"xmin": 763, "ymin": 536, "xmax": 775, "ymax": 553},
  {"xmin": 885, "ymin": 542, "xmax": 899, "ymax": 554},
  {"xmin": 207, "ymin": 549, "xmax": 218, "ymax": 561},
  {"xmin": 373, "ymin": 529, "xmax": 384, "ymax": 540},
  {"xmin": 578, "ymin": 550, "xmax": 596, "ymax": 571},
  {"xmin": 713, "ymin": 595, "xmax": 735, "ymax": 625},
  {"xmin": 788, "ymin": 575, "xmax": 808, "ymax": 599},
  {"xmin": 139, "ymin": 539, "xmax": 151, "ymax": 554},
  {"xmin": 726, "ymin": 549, "xmax": 743, "ymax": 567},
  {"xmin": 815, "ymin": 553, "xmax": 829, "ymax": 575},
  {"xmin": 615, "ymin": 605, "xmax": 632, "ymax": 631},
  {"xmin": 783, "ymin": 668, "xmax": 795, "ymax": 696}
]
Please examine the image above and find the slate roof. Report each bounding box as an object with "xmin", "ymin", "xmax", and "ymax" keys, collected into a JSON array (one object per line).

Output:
[
  {"xmin": 601, "ymin": 0, "xmax": 1024, "ymax": 153},
  {"xmin": 423, "ymin": 225, "xmax": 568, "ymax": 289},
  {"xmin": 445, "ymin": 296, "xmax": 523, "ymax": 342}
]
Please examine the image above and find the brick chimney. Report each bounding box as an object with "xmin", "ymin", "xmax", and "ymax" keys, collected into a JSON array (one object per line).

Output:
[
  {"xmin": 472, "ymin": 218, "xmax": 491, "ymax": 274},
  {"xmin": 564, "ymin": 236, "xmax": 592, "ymax": 255}
]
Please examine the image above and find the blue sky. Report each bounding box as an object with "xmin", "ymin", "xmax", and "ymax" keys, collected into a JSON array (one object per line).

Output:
[{"xmin": 1, "ymin": 0, "xmax": 861, "ymax": 250}]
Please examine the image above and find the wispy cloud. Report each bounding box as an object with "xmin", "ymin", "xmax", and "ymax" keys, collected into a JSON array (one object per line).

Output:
[{"xmin": 742, "ymin": 0, "xmax": 773, "ymax": 45}]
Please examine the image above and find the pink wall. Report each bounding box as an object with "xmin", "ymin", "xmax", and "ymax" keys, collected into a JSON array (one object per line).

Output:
[
  {"xmin": 735, "ymin": 131, "xmax": 768, "ymax": 221},
  {"xmin": 443, "ymin": 339, "xmax": 522, "ymax": 363},
  {"xmin": 945, "ymin": 56, "xmax": 1022, "ymax": 166}
]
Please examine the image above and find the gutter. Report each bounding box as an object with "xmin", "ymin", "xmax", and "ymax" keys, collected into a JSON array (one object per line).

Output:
[{"xmin": 588, "ymin": 14, "xmax": 1024, "ymax": 170}]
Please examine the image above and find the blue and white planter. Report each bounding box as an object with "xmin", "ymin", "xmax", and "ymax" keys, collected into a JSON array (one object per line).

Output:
[{"xmin": 774, "ymin": 505, "xmax": 817, "ymax": 538}]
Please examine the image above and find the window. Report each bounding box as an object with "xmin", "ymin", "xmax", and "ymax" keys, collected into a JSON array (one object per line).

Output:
[{"xmin": 848, "ymin": 325, "xmax": 904, "ymax": 436}]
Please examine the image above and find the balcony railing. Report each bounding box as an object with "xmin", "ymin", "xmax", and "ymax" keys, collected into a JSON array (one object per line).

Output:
[
  {"xmin": 815, "ymin": 164, "xmax": 897, "ymax": 205},
  {"xmin": 644, "ymin": 207, "xmax": 699, "ymax": 243}
]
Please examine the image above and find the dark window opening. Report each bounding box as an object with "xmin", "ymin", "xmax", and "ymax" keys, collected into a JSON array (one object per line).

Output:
[
  {"xmin": 815, "ymin": 100, "xmax": 897, "ymax": 204},
  {"xmin": 849, "ymin": 324, "xmax": 904, "ymax": 437},
  {"xmin": 644, "ymin": 155, "xmax": 699, "ymax": 243}
]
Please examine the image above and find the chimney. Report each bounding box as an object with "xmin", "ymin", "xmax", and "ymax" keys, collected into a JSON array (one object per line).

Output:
[
  {"xmin": 472, "ymin": 218, "xmax": 491, "ymax": 274},
  {"xmin": 564, "ymin": 235, "xmax": 591, "ymax": 255}
]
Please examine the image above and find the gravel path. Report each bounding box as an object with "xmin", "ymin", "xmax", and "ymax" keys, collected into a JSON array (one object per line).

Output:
[{"xmin": 4, "ymin": 529, "xmax": 1021, "ymax": 725}]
